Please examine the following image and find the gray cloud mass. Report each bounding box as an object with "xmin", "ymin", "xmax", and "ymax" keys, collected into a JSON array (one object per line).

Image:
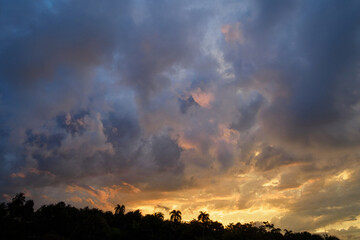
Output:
[{"xmin": 1, "ymin": 0, "xmax": 360, "ymax": 238}]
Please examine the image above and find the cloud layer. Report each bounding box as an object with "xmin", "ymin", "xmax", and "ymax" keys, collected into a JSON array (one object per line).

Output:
[{"xmin": 1, "ymin": 0, "xmax": 360, "ymax": 238}]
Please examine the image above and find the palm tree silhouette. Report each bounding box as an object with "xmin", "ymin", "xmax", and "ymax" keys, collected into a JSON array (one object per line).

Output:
[
  {"xmin": 198, "ymin": 211, "xmax": 210, "ymax": 223},
  {"xmin": 154, "ymin": 212, "xmax": 164, "ymax": 220},
  {"xmin": 114, "ymin": 204, "xmax": 125, "ymax": 215},
  {"xmin": 198, "ymin": 211, "xmax": 210, "ymax": 240},
  {"xmin": 170, "ymin": 210, "xmax": 182, "ymax": 223}
]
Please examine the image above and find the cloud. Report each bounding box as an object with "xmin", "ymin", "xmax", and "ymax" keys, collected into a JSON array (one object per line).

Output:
[
  {"xmin": 1, "ymin": 1, "xmax": 360, "ymax": 238},
  {"xmin": 221, "ymin": 22, "xmax": 245, "ymax": 44},
  {"xmin": 249, "ymin": 144, "xmax": 314, "ymax": 174},
  {"xmin": 178, "ymin": 95, "xmax": 199, "ymax": 114},
  {"xmin": 327, "ymin": 227, "xmax": 360, "ymax": 240},
  {"xmin": 230, "ymin": 90, "xmax": 265, "ymax": 132},
  {"xmin": 224, "ymin": 0, "xmax": 360, "ymax": 148}
]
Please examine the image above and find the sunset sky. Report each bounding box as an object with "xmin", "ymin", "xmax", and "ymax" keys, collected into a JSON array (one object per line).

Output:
[{"xmin": 1, "ymin": 0, "xmax": 360, "ymax": 239}]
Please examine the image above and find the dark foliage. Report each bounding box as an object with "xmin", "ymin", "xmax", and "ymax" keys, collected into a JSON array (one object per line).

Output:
[{"xmin": 0, "ymin": 193, "xmax": 340, "ymax": 240}]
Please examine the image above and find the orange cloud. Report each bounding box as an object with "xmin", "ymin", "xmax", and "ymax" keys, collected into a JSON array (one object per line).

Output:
[
  {"xmin": 10, "ymin": 168, "xmax": 56, "ymax": 179},
  {"xmin": 65, "ymin": 182, "xmax": 143, "ymax": 211},
  {"xmin": 67, "ymin": 196, "xmax": 83, "ymax": 203},
  {"xmin": 191, "ymin": 88, "xmax": 214, "ymax": 108},
  {"xmin": 121, "ymin": 182, "xmax": 141, "ymax": 193},
  {"xmin": 11, "ymin": 172, "xmax": 25, "ymax": 178}
]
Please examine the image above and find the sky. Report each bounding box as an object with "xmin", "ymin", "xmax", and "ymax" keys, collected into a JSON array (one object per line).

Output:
[{"xmin": 1, "ymin": 0, "xmax": 360, "ymax": 239}]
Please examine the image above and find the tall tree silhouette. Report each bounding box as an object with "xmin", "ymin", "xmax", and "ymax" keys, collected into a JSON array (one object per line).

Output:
[
  {"xmin": 114, "ymin": 204, "xmax": 125, "ymax": 215},
  {"xmin": 198, "ymin": 211, "xmax": 210, "ymax": 223},
  {"xmin": 198, "ymin": 211, "xmax": 210, "ymax": 240},
  {"xmin": 170, "ymin": 210, "xmax": 182, "ymax": 223},
  {"xmin": 11, "ymin": 193, "xmax": 25, "ymax": 207}
]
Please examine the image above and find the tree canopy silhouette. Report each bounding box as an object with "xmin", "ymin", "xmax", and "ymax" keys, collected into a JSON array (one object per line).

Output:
[
  {"xmin": 198, "ymin": 211, "xmax": 210, "ymax": 223},
  {"xmin": 0, "ymin": 193, "xmax": 340, "ymax": 240},
  {"xmin": 170, "ymin": 209, "xmax": 182, "ymax": 223},
  {"xmin": 115, "ymin": 204, "xmax": 125, "ymax": 215}
]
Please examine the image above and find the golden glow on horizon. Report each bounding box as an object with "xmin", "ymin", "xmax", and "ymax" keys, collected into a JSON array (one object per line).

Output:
[
  {"xmin": 62, "ymin": 178, "xmax": 292, "ymax": 226},
  {"xmin": 122, "ymin": 198, "xmax": 289, "ymax": 225},
  {"xmin": 59, "ymin": 154, "xmax": 357, "ymax": 235}
]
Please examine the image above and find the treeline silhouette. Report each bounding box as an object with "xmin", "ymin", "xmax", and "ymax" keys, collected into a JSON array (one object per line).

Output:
[{"xmin": 0, "ymin": 193, "xmax": 340, "ymax": 240}]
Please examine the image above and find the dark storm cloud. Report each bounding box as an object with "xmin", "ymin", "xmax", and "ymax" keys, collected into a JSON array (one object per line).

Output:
[
  {"xmin": 230, "ymin": 90, "xmax": 265, "ymax": 131},
  {"xmin": 1, "ymin": 112, "xmax": 185, "ymax": 195},
  {"xmin": 178, "ymin": 95, "xmax": 199, "ymax": 114},
  {"xmin": 103, "ymin": 108, "xmax": 141, "ymax": 153},
  {"xmin": 0, "ymin": 1, "xmax": 132, "ymax": 136},
  {"xmin": 151, "ymin": 132, "xmax": 183, "ymax": 172},
  {"xmin": 216, "ymin": 140, "xmax": 234, "ymax": 171},
  {"xmin": 0, "ymin": 0, "xmax": 209, "ymax": 127},
  {"xmin": 116, "ymin": 0, "xmax": 209, "ymax": 103},
  {"xmin": 252, "ymin": 145, "xmax": 305, "ymax": 172},
  {"xmin": 56, "ymin": 110, "xmax": 89, "ymax": 136},
  {"xmin": 0, "ymin": 0, "xmax": 207, "ymax": 199},
  {"xmin": 25, "ymin": 129, "xmax": 64, "ymax": 150},
  {"xmin": 224, "ymin": 0, "xmax": 360, "ymax": 147},
  {"xmin": 0, "ymin": 0, "xmax": 127, "ymax": 89}
]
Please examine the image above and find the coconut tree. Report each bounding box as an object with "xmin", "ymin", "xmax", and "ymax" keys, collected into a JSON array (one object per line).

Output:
[
  {"xmin": 198, "ymin": 211, "xmax": 210, "ymax": 239},
  {"xmin": 169, "ymin": 210, "xmax": 182, "ymax": 223},
  {"xmin": 114, "ymin": 204, "xmax": 125, "ymax": 215},
  {"xmin": 198, "ymin": 211, "xmax": 210, "ymax": 223}
]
